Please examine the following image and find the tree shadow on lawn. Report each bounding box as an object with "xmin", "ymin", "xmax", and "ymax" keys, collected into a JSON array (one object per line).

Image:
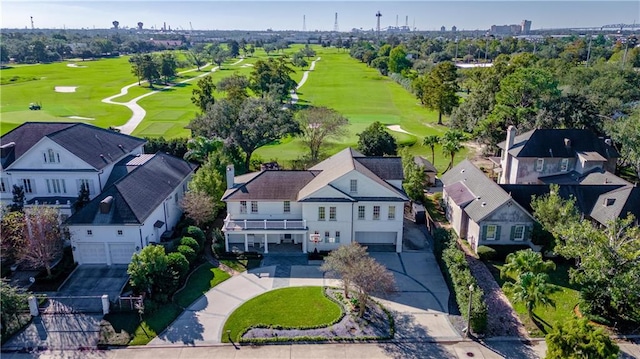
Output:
[
  {"xmin": 479, "ymin": 339, "xmax": 541, "ymax": 359},
  {"xmin": 531, "ymin": 312, "xmax": 551, "ymax": 334},
  {"xmin": 377, "ymin": 312, "xmax": 451, "ymax": 359}
]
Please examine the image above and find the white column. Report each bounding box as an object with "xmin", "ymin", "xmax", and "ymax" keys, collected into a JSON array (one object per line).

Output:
[
  {"xmin": 264, "ymin": 234, "xmax": 268, "ymax": 254},
  {"xmin": 101, "ymin": 294, "xmax": 110, "ymax": 315},
  {"xmin": 395, "ymin": 231, "xmax": 402, "ymax": 253},
  {"xmin": 303, "ymin": 232, "xmax": 308, "ymax": 253},
  {"xmin": 244, "ymin": 233, "xmax": 248, "ymax": 252},
  {"xmin": 28, "ymin": 296, "xmax": 39, "ymax": 316}
]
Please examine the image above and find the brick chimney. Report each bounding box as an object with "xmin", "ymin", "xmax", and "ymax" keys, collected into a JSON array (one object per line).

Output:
[{"xmin": 226, "ymin": 165, "xmax": 235, "ymax": 190}]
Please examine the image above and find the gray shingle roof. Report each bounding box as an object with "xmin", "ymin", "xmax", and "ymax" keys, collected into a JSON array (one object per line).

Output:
[
  {"xmin": 498, "ymin": 129, "xmax": 618, "ymax": 159},
  {"xmin": 0, "ymin": 122, "xmax": 146, "ymax": 170},
  {"xmin": 223, "ymin": 171, "xmax": 317, "ymax": 201},
  {"xmin": 66, "ymin": 153, "xmax": 196, "ymax": 225},
  {"xmin": 538, "ymin": 168, "xmax": 630, "ymax": 186},
  {"xmin": 441, "ymin": 160, "xmax": 516, "ymax": 222},
  {"xmin": 591, "ymin": 186, "xmax": 640, "ymax": 224},
  {"xmin": 354, "ymin": 157, "xmax": 404, "ymax": 180},
  {"xmin": 413, "ymin": 156, "xmax": 437, "ymax": 173}
]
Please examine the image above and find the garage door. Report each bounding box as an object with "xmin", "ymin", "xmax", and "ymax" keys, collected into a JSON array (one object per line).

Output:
[
  {"xmin": 77, "ymin": 243, "xmax": 107, "ymax": 264},
  {"xmin": 109, "ymin": 243, "xmax": 136, "ymax": 264},
  {"xmin": 354, "ymin": 232, "xmax": 397, "ymax": 244}
]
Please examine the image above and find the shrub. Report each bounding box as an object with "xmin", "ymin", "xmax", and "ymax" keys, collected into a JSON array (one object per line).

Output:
[
  {"xmin": 180, "ymin": 236, "xmax": 200, "ymax": 254},
  {"xmin": 183, "ymin": 226, "xmax": 205, "ymax": 249},
  {"xmin": 167, "ymin": 252, "xmax": 189, "ymax": 282},
  {"xmin": 177, "ymin": 245, "xmax": 196, "ymax": 264},
  {"xmin": 476, "ymin": 246, "xmax": 496, "ymax": 261},
  {"xmin": 434, "ymin": 228, "xmax": 488, "ymax": 333}
]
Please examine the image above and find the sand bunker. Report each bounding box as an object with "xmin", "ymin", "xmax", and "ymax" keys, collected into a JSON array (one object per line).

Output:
[
  {"xmin": 55, "ymin": 86, "xmax": 78, "ymax": 93},
  {"xmin": 67, "ymin": 63, "xmax": 87, "ymax": 68},
  {"xmin": 241, "ymin": 63, "xmax": 254, "ymax": 67},
  {"xmin": 67, "ymin": 116, "xmax": 94, "ymax": 120},
  {"xmin": 387, "ymin": 125, "xmax": 412, "ymax": 135}
]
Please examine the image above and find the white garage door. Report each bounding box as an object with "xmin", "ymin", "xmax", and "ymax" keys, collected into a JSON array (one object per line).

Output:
[
  {"xmin": 109, "ymin": 243, "xmax": 136, "ymax": 264},
  {"xmin": 77, "ymin": 243, "xmax": 107, "ymax": 264},
  {"xmin": 354, "ymin": 231, "xmax": 397, "ymax": 244}
]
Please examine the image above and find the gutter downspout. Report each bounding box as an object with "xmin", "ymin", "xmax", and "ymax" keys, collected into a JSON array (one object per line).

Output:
[
  {"xmin": 351, "ymin": 201, "xmax": 354, "ymax": 244},
  {"xmin": 139, "ymin": 227, "xmax": 144, "ymax": 250}
]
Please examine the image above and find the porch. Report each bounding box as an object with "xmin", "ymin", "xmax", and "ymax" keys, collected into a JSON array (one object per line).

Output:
[
  {"xmin": 226, "ymin": 232, "xmax": 308, "ymax": 254},
  {"xmin": 223, "ymin": 217, "xmax": 307, "ymax": 231}
]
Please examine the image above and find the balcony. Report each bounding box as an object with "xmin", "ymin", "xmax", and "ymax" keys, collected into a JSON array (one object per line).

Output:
[{"xmin": 223, "ymin": 217, "xmax": 307, "ymax": 231}]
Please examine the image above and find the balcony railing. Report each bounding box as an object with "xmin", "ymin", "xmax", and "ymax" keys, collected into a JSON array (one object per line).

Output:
[{"xmin": 223, "ymin": 217, "xmax": 307, "ymax": 231}]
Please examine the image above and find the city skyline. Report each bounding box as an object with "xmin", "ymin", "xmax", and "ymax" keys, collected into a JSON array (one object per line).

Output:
[{"xmin": 1, "ymin": 1, "xmax": 639, "ymax": 31}]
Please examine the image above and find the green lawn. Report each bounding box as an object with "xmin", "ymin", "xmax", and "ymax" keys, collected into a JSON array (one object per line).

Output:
[
  {"xmin": 219, "ymin": 258, "xmax": 262, "ymax": 273},
  {"xmin": 222, "ymin": 286, "xmax": 342, "ymax": 342},
  {"xmin": 102, "ymin": 263, "xmax": 230, "ymax": 345},
  {"xmin": 487, "ymin": 260, "xmax": 581, "ymax": 337}
]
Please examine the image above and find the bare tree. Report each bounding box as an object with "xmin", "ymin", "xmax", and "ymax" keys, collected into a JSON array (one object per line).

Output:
[
  {"xmin": 350, "ymin": 256, "xmax": 396, "ymax": 318},
  {"xmin": 320, "ymin": 243, "xmax": 368, "ymax": 298},
  {"xmin": 181, "ymin": 191, "xmax": 217, "ymax": 227},
  {"xmin": 297, "ymin": 107, "xmax": 349, "ymax": 162},
  {"xmin": 18, "ymin": 206, "xmax": 63, "ymax": 277}
]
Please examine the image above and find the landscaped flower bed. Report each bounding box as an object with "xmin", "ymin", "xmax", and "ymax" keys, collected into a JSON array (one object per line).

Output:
[{"xmin": 240, "ymin": 287, "xmax": 394, "ymax": 343}]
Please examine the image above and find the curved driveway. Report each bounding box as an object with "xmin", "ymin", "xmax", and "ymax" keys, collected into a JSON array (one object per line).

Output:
[{"xmin": 148, "ymin": 252, "xmax": 460, "ymax": 346}]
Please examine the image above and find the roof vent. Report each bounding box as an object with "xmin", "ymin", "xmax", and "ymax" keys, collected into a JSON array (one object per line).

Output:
[
  {"xmin": 549, "ymin": 148, "xmax": 554, "ymax": 157},
  {"xmin": 604, "ymin": 198, "xmax": 615, "ymax": 206},
  {"xmin": 604, "ymin": 138, "xmax": 612, "ymax": 146},
  {"xmin": 564, "ymin": 138, "xmax": 571, "ymax": 148},
  {"xmin": 481, "ymin": 202, "xmax": 487, "ymax": 207},
  {"xmin": 461, "ymin": 169, "xmax": 465, "ymax": 173},
  {"xmin": 118, "ymin": 144, "xmax": 126, "ymax": 152},
  {"xmin": 100, "ymin": 196, "xmax": 114, "ymax": 214}
]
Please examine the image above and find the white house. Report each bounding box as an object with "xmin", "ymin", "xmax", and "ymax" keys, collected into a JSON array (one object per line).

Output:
[
  {"xmin": 222, "ymin": 148, "xmax": 408, "ymax": 253},
  {"xmin": 1, "ymin": 122, "xmax": 146, "ymax": 217},
  {"xmin": 66, "ymin": 152, "xmax": 196, "ymax": 265}
]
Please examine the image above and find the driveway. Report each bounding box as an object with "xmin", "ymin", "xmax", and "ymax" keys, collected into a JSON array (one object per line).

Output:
[
  {"xmin": 1, "ymin": 265, "xmax": 129, "ymax": 351},
  {"xmin": 149, "ymin": 250, "xmax": 459, "ymax": 346}
]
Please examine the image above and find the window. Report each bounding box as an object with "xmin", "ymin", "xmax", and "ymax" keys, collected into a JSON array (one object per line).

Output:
[
  {"xmin": 117, "ymin": 229, "xmax": 123, "ymax": 236},
  {"xmin": 22, "ymin": 179, "xmax": 34, "ymax": 193},
  {"xmin": 350, "ymin": 179, "xmax": 357, "ymax": 193},
  {"xmin": 87, "ymin": 230, "xmax": 93, "ymax": 236},
  {"xmin": 77, "ymin": 179, "xmax": 93, "ymax": 195},
  {"xmin": 485, "ymin": 225, "xmax": 497, "ymax": 240},
  {"xmin": 373, "ymin": 206, "xmax": 380, "ymax": 220},
  {"xmin": 251, "ymin": 201, "xmax": 258, "ymax": 213},
  {"xmin": 318, "ymin": 207, "xmax": 326, "ymax": 221},
  {"xmin": 536, "ymin": 158, "xmax": 544, "ymax": 172},
  {"xmin": 512, "ymin": 225, "xmax": 525, "ymax": 241},
  {"xmin": 329, "ymin": 207, "xmax": 336, "ymax": 221},
  {"xmin": 240, "ymin": 201, "xmax": 247, "ymax": 214},
  {"xmin": 358, "ymin": 205, "xmax": 365, "ymax": 220},
  {"xmin": 335, "ymin": 231, "xmax": 341, "ymax": 243},
  {"xmin": 560, "ymin": 158, "xmax": 569, "ymax": 172},
  {"xmin": 324, "ymin": 231, "xmax": 330, "ymax": 243},
  {"xmin": 388, "ymin": 206, "xmax": 396, "ymax": 220},
  {"xmin": 283, "ymin": 201, "xmax": 290, "ymax": 213},
  {"xmin": 0, "ymin": 178, "xmax": 7, "ymax": 193},
  {"xmin": 46, "ymin": 179, "xmax": 66, "ymax": 194},
  {"xmin": 44, "ymin": 149, "xmax": 60, "ymax": 163}
]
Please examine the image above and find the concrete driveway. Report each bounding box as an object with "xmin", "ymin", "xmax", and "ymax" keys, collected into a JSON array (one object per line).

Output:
[{"xmin": 1, "ymin": 265, "xmax": 129, "ymax": 351}]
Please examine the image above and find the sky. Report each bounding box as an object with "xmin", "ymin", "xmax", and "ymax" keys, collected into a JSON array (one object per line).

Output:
[{"xmin": 1, "ymin": 1, "xmax": 639, "ymax": 31}]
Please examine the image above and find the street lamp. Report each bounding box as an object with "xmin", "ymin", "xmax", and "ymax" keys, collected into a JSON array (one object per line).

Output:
[{"xmin": 466, "ymin": 284, "xmax": 474, "ymax": 338}]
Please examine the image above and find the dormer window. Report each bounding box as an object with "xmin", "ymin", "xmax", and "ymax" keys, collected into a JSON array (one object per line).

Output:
[
  {"xmin": 350, "ymin": 179, "xmax": 358, "ymax": 193},
  {"xmin": 560, "ymin": 158, "xmax": 569, "ymax": 172},
  {"xmin": 44, "ymin": 149, "xmax": 60, "ymax": 163},
  {"xmin": 536, "ymin": 158, "xmax": 544, "ymax": 172}
]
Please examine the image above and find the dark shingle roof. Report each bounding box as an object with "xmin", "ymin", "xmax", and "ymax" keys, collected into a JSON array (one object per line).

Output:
[
  {"xmin": 591, "ymin": 186, "xmax": 640, "ymax": 224},
  {"xmin": 67, "ymin": 153, "xmax": 196, "ymax": 225},
  {"xmin": 104, "ymin": 154, "xmax": 155, "ymax": 188},
  {"xmin": 354, "ymin": 157, "xmax": 404, "ymax": 180},
  {"xmin": 538, "ymin": 168, "xmax": 630, "ymax": 186},
  {"xmin": 223, "ymin": 171, "xmax": 317, "ymax": 201},
  {"xmin": 499, "ymin": 129, "xmax": 618, "ymax": 159},
  {"xmin": 413, "ymin": 156, "xmax": 437, "ymax": 173},
  {"xmin": 0, "ymin": 122, "xmax": 146, "ymax": 170}
]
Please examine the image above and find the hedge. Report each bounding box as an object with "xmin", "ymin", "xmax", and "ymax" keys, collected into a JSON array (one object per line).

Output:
[
  {"xmin": 180, "ymin": 236, "xmax": 200, "ymax": 254},
  {"xmin": 476, "ymin": 246, "xmax": 497, "ymax": 261},
  {"xmin": 434, "ymin": 228, "xmax": 488, "ymax": 333},
  {"xmin": 183, "ymin": 226, "xmax": 205, "ymax": 250}
]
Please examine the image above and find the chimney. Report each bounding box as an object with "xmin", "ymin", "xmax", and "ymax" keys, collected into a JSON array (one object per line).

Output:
[
  {"xmin": 226, "ymin": 165, "xmax": 235, "ymax": 190},
  {"xmin": 500, "ymin": 126, "xmax": 517, "ymax": 184},
  {"xmin": 100, "ymin": 196, "xmax": 114, "ymax": 214}
]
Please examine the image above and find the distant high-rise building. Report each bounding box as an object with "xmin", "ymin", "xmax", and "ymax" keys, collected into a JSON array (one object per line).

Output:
[
  {"xmin": 521, "ymin": 20, "xmax": 532, "ymax": 34},
  {"xmin": 440, "ymin": 25, "xmax": 446, "ymax": 32},
  {"xmin": 452, "ymin": 25, "xmax": 457, "ymax": 32}
]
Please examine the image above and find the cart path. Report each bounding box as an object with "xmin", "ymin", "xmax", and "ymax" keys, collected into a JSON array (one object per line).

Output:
[
  {"xmin": 290, "ymin": 57, "xmax": 320, "ymax": 105},
  {"xmin": 103, "ymin": 58, "xmax": 244, "ymax": 135}
]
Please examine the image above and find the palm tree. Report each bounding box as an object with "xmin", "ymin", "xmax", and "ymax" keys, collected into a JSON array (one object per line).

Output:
[
  {"xmin": 503, "ymin": 272, "xmax": 558, "ymax": 323},
  {"xmin": 440, "ymin": 129, "xmax": 466, "ymax": 172},
  {"xmin": 183, "ymin": 136, "xmax": 222, "ymax": 164},
  {"xmin": 501, "ymin": 249, "xmax": 556, "ymax": 281},
  {"xmin": 422, "ymin": 135, "xmax": 440, "ymax": 165}
]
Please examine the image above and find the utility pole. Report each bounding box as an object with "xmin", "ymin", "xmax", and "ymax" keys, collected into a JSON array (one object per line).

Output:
[
  {"xmin": 333, "ymin": 12, "xmax": 339, "ymax": 32},
  {"xmin": 30, "ymin": 16, "xmax": 34, "ymax": 30},
  {"xmin": 376, "ymin": 11, "xmax": 382, "ymax": 39}
]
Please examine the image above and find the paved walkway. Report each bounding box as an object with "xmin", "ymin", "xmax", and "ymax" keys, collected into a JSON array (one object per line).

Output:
[
  {"xmin": 148, "ymin": 251, "xmax": 459, "ymax": 346},
  {"xmin": 290, "ymin": 57, "xmax": 320, "ymax": 105}
]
